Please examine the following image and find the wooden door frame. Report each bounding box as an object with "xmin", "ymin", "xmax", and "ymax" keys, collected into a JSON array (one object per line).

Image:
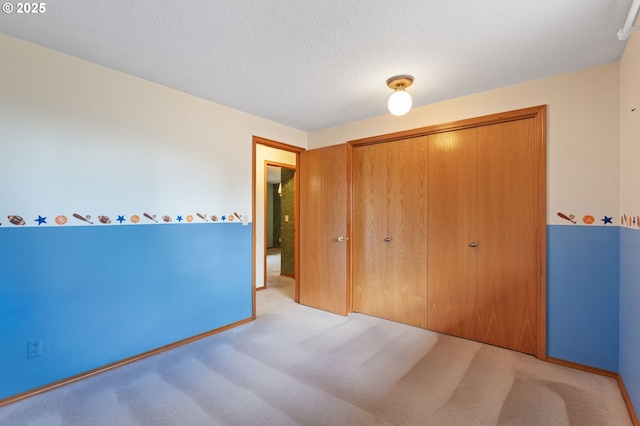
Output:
[
  {"xmin": 252, "ymin": 136, "xmax": 304, "ymax": 319},
  {"xmin": 347, "ymin": 105, "xmax": 547, "ymax": 359}
]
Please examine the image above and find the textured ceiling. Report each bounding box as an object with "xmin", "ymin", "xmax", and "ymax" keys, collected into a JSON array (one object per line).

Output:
[{"xmin": 0, "ymin": 1, "xmax": 635, "ymax": 131}]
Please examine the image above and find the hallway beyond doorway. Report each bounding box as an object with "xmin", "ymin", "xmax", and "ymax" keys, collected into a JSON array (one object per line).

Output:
[{"xmin": 266, "ymin": 247, "xmax": 294, "ymax": 299}]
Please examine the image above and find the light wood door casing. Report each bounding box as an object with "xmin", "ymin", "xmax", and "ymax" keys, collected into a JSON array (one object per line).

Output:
[
  {"xmin": 352, "ymin": 137, "xmax": 428, "ymax": 328},
  {"xmin": 475, "ymin": 119, "xmax": 538, "ymax": 354},
  {"xmin": 299, "ymin": 144, "xmax": 348, "ymax": 315},
  {"xmin": 427, "ymin": 129, "xmax": 479, "ymax": 339}
]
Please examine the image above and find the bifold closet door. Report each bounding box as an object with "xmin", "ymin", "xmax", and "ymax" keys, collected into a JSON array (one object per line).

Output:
[
  {"xmin": 475, "ymin": 119, "xmax": 538, "ymax": 355},
  {"xmin": 351, "ymin": 106, "xmax": 544, "ymax": 357},
  {"xmin": 352, "ymin": 137, "xmax": 428, "ymax": 328},
  {"xmin": 387, "ymin": 137, "xmax": 428, "ymax": 328},
  {"xmin": 352, "ymin": 142, "xmax": 388, "ymax": 319},
  {"xmin": 426, "ymin": 129, "xmax": 478, "ymax": 340},
  {"xmin": 427, "ymin": 119, "xmax": 540, "ymax": 355}
]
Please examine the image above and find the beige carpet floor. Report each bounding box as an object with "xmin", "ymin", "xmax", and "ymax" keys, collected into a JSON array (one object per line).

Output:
[{"xmin": 0, "ymin": 250, "xmax": 633, "ymax": 425}]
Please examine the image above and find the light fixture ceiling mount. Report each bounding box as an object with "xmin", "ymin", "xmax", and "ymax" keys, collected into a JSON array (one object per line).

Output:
[
  {"xmin": 386, "ymin": 74, "xmax": 414, "ymax": 91},
  {"xmin": 386, "ymin": 74, "xmax": 414, "ymax": 116}
]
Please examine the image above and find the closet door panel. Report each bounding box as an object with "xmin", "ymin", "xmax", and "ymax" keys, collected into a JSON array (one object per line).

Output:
[
  {"xmin": 427, "ymin": 129, "xmax": 478, "ymax": 339},
  {"xmin": 352, "ymin": 143, "xmax": 388, "ymax": 318},
  {"xmin": 387, "ymin": 136, "xmax": 428, "ymax": 328},
  {"xmin": 476, "ymin": 119, "xmax": 538, "ymax": 355}
]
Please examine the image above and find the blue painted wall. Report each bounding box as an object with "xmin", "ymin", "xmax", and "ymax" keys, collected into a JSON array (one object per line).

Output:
[
  {"xmin": 620, "ymin": 227, "xmax": 640, "ymax": 411},
  {"xmin": 547, "ymin": 225, "xmax": 620, "ymax": 371},
  {"xmin": 0, "ymin": 223, "xmax": 630, "ymax": 401},
  {"xmin": 0, "ymin": 223, "xmax": 252, "ymax": 400}
]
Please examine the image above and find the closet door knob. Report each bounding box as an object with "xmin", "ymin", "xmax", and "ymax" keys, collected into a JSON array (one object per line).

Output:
[
  {"xmin": 469, "ymin": 242, "xmax": 478, "ymax": 247},
  {"xmin": 337, "ymin": 236, "xmax": 349, "ymax": 242},
  {"xmin": 384, "ymin": 237, "xmax": 392, "ymax": 242}
]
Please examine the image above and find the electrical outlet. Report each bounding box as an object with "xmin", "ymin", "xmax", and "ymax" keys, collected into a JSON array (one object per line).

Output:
[{"xmin": 27, "ymin": 340, "xmax": 43, "ymax": 358}]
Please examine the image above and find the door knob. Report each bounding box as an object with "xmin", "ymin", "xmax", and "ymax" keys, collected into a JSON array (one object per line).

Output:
[
  {"xmin": 337, "ymin": 236, "xmax": 349, "ymax": 242},
  {"xmin": 469, "ymin": 242, "xmax": 478, "ymax": 247},
  {"xmin": 384, "ymin": 237, "xmax": 392, "ymax": 242}
]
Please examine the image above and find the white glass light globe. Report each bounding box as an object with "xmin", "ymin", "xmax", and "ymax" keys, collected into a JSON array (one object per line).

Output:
[{"xmin": 387, "ymin": 90, "xmax": 412, "ymax": 116}]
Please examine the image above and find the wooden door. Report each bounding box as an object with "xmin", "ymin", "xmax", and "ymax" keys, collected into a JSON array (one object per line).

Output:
[
  {"xmin": 352, "ymin": 137, "xmax": 428, "ymax": 327},
  {"xmin": 299, "ymin": 144, "xmax": 348, "ymax": 315},
  {"xmin": 352, "ymin": 142, "xmax": 388, "ymax": 318},
  {"xmin": 475, "ymin": 118, "xmax": 539, "ymax": 355},
  {"xmin": 427, "ymin": 119, "xmax": 541, "ymax": 356},
  {"xmin": 387, "ymin": 137, "xmax": 428, "ymax": 327},
  {"xmin": 349, "ymin": 106, "xmax": 546, "ymax": 357},
  {"xmin": 427, "ymin": 129, "xmax": 479, "ymax": 339}
]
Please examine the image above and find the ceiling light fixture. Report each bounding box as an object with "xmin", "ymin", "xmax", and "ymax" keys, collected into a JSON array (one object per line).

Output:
[{"xmin": 387, "ymin": 75, "xmax": 414, "ymax": 116}]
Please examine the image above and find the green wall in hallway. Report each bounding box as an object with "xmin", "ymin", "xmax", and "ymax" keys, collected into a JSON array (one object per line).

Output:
[{"xmin": 280, "ymin": 168, "xmax": 295, "ymax": 276}]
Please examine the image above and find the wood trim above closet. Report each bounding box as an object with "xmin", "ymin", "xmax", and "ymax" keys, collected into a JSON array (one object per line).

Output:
[{"xmin": 348, "ymin": 105, "xmax": 546, "ymax": 147}]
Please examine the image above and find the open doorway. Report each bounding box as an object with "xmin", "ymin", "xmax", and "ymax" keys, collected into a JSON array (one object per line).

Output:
[
  {"xmin": 252, "ymin": 136, "xmax": 303, "ymax": 318},
  {"xmin": 265, "ymin": 164, "xmax": 295, "ymax": 300}
]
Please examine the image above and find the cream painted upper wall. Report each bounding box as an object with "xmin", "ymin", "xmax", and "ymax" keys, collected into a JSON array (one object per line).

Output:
[
  {"xmin": 309, "ymin": 63, "xmax": 621, "ymax": 225},
  {"xmin": 2, "ymin": 33, "xmax": 624, "ymax": 228},
  {"xmin": 620, "ymin": 27, "xmax": 640, "ymax": 220},
  {"xmin": 0, "ymin": 34, "xmax": 306, "ymax": 225}
]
